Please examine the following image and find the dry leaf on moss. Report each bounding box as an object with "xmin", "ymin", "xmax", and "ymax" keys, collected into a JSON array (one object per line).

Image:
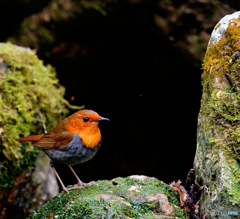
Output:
[{"xmin": 170, "ymin": 180, "xmax": 188, "ymax": 207}]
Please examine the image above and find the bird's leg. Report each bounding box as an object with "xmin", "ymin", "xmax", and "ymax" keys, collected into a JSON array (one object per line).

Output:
[
  {"xmin": 52, "ymin": 167, "xmax": 69, "ymax": 193},
  {"xmin": 52, "ymin": 167, "xmax": 82, "ymax": 193},
  {"xmin": 68, "ymin": 165, "xmax": 97, "ymax": 187},
  {"xmin": 68, "ymin": 165, "xmax": 83, "ymax": 185}
]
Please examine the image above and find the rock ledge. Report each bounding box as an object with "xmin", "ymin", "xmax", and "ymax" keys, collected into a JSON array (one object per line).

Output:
[{"xmin": 28, "ymin": 175, "xmax": 187, "ymax": 219}]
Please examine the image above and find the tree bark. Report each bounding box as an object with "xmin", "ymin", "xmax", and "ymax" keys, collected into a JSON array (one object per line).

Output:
[{"xmin": 194, "ymin": 11, "xmax": 240, "ymax": 218}]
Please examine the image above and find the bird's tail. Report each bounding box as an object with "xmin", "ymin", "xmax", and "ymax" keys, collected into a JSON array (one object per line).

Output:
[{"xmin": 18, "ymin": 134, "xmax": 44, "ymax": 142}]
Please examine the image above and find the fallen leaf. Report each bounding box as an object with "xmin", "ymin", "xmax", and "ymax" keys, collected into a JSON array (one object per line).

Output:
[{"xmin": 170, "ymin": 180, "xmax": 188, "ymax": 207}]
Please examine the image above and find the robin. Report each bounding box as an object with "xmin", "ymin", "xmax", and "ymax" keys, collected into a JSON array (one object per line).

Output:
[{"xmin": 18, "ymin": 109, "xmax": 109, "ymax": 193}]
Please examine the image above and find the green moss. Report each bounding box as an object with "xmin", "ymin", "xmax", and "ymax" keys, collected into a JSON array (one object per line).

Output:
[
  {"xmin": 172, "ymin": 205, "xmax": 186, "ymax": 218},
  {"xmin": 0, "ymin": 43, "xmax": 82, "ymax": 190},
  {"xmin": 0, "ymin": 143, "xmax": 40, "ymax": 189},
  {"xmin": 196, "ymin": 17, "xmax": 240, "ymax": 208},
  {"xmin": 227, "ymin": 165, "xmax": 240, "ymax": 204},
  {"xmin": 28, "ymin": 176, "xmax": 187, "ymax": 219}
]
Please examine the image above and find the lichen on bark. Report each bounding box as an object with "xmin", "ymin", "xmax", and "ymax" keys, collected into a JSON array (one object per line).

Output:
[{"xmin": 194, "ymin": 11, "xmax": 240, "ymax": 218}]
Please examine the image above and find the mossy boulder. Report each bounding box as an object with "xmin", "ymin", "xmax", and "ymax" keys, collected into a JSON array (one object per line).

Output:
[
  {"xmin": 194, "ymin": 11, "xmax": 240, "ymax": 218},
  {"xmin": 28, "ymin": 175, "xmax": 187, "ymax": 219},
  {"xmin": 0, "ymin": 42, "xmax": 72, "ymax": 188},
  {"xmin": 0, "ymin": 42, "xmax": 81, "ymax": 217}
]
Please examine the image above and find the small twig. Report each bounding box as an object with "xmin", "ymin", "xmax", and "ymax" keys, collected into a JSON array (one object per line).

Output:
[{"xmin": 39, "ymin": 111, "xmax": 47, "ymax": 134}]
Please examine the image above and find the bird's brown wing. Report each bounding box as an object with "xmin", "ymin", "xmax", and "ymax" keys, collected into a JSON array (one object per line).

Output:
[
  {"xmin": 34, "ymin": 131, "xmax": 74, "ymax": 150},
  {"xmin": 18, "ymin": 118, "xmax": 75, "ymax": 150}
]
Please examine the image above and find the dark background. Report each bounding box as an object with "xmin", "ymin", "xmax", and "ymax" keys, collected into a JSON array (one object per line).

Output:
[{"xmin": 2, "ymin": 0, "xmax": 240, "ymax": 187}]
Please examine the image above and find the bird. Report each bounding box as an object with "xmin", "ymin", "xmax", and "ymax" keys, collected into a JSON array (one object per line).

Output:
[{"xmin": 18, "ymin": 109, "xmax": 109, "ymax": 193}]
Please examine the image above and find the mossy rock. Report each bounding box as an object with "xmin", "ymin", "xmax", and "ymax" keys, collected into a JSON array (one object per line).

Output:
[
  {"xmin": 194, "ymin": 11, "xmax": 240, "ymax": 218},
  {"xmin": 0, "ymin": 42, "xmax": 81, "ymax": 190},
  {"xmin": 28, "ymin": 175, "xmax": 187, "ymax": 219}
]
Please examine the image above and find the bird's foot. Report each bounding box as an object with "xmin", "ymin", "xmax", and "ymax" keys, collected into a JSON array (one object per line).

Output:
[
  {"xmin": 59, "ymin": 184, "xmax": 84, "ymax": 194},
  {"xmin": 77, "ymin": 181, "xmax": 98, "ymax": 187},
  {"xmin": 67, "ymin": 185, "xmax": 84, "ymax": 191},
  {"xmin": 62, "ymin": 187, "xmax": 69, "ymax": 193}
]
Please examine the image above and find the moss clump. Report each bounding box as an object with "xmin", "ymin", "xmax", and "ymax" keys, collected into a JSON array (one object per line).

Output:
[
  {"xmin": 28, "ymin": 176, "xmax": 187, "ymax": 219},
  {"xmin": 0, "ymin": 43, "xmax": 81, "ymax": 189}
]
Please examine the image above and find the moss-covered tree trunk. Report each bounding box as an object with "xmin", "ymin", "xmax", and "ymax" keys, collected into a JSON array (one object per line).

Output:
[{"xmin": 194, "ymin": 11, "xmax": 240, "ymax": 218}]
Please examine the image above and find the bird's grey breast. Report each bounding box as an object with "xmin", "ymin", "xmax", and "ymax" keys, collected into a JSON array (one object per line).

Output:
[{"xmin": 45, "ymin": 134, "xmax": 101, "ymax": 165}]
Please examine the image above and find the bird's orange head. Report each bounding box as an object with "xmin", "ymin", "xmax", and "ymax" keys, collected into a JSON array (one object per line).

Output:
[{"xmin": 62, "ymin": 109, "xmax": 109, "ymax": 148}]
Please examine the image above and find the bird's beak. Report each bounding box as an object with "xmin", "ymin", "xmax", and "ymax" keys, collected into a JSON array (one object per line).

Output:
[{"xmin": 94, "ymin": 117, "xmax": 110, "ymax": 122}]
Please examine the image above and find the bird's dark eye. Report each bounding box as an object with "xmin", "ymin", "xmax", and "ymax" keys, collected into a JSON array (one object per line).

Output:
[{"xmin": 83, "ymin": 117, "xmax": 89, "ymax": 122}]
